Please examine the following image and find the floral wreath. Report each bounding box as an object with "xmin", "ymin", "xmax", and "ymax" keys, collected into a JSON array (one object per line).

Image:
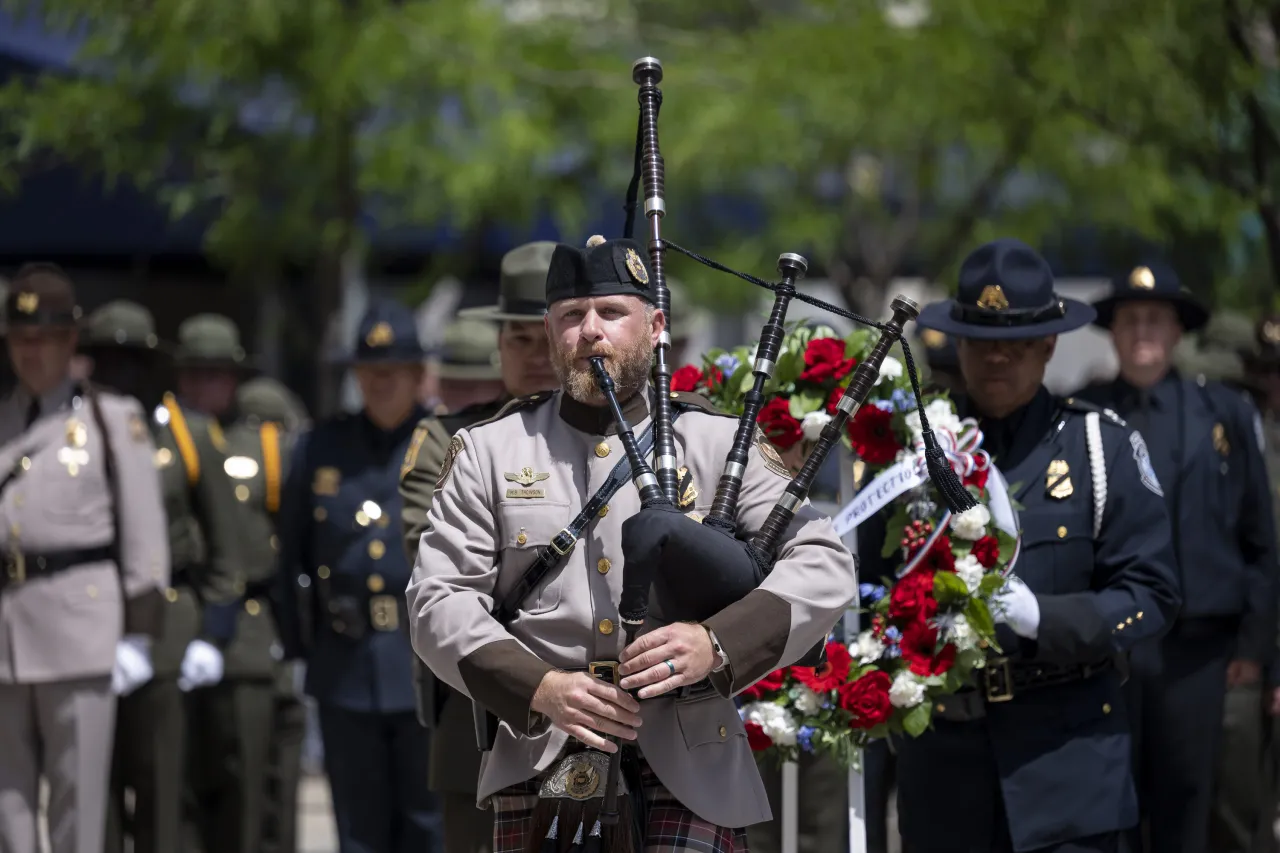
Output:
[{"xmin": 675, "ymin": 324, "xmax": 1019, "ymax": 769}]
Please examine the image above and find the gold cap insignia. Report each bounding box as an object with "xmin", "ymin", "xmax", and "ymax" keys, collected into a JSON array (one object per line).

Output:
[
  {"xmin": 1046, "ymin": 459, "xmax": 1074, "ymax": 499},
  {"xmin": 15, "ymin": 292, "xmax": 38, "ymax": 314},
  {"xmin": 365, "ymin": 322, "xmax": 395, "ymax": 347},
  {"xmin": 624, "ymin": 248, "xmax": 649, "ymax": 285},
  {"xmin": 505, "ymin": 467, "xmax": 550, "ymax": 488},
  {"xmin": 976, "ymin": 285, "xmax": 1009, "ymax": 311},
  {"xmin": 1129, "ymin": 266, "xmax": 1156, "ymax": 290}
]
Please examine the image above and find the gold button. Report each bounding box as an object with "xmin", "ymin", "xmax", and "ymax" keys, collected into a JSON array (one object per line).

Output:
[
  {"xmin": 1126, "ymin": 617, "xmax": 1134, "ymax": 625},
  {"xmin": 516, "ymin": 532, "xmax": 528, "ymax": 546},
  {"xmin": 1116, "ymin": 622, "xmax": 1125, "ymax": 631},
  {"xmin": 270, "ymin": 534, "xmax": 279, "ymax": 551},
  {"xmin": 355, "ymin": 510, "xmax": 370, "ymax": 526},
  {"xmin": 317, "ymin": 565, "xmax": 331, "ymax": 579},
  {"xmin": 597, "ymin": 558, "xmax": 611, "ymax": 574},
  {"xmin": 1136, "ymin": 611, "xmax": 1143, "ymax": 620},
  {"xmin": 19, "ymin": 456, "xmax": 30, "ymax": 471},
  {"xmin": 599, "ymin": 618, "xmax": 614, "ymax": 635},
  {"xmin": 165, "ymin": 587, "xmax": 179, "ymax": 603},
  {"xmin": 245, "ymin": 599, "xmax": 261, "ymax": 616},
  {"xmin": 718, "ymin": 725, "xmax": 727, "ymax": 738},
  {"xmin": 235, "ymin": 484, "xmax": 250, "ymax": 502},
  {"xmin": 86, "ymin": 585, "xmax": 98, "ymax": 598},
  {"xmin": 598, "ymin": 505, "xmax": 609, "ymax": 518},
  {"xmin": 376, "ymin": 514, "xmax": 390, "ymax": 528},
  {"xmin": 936, "ymin": 703, "xmax": 946, "ymax": 713},
  {"xmin": 1057, "ymin": 526, "xmax": 1067, "ymax": 538},
  {"xmin": 367, "ymin": 573, "xmax": 385, "ymax": 593},
  {"xmin": 368, "ymin": 540, "xmax": 386, "ymax": 560},
  {"xmin": 594, "ymin": 442, "xmax": 611, "ymax": 458},
  {"xmin": 1102, "ymin": 703, "xmax": 1112, "ymax": 714},
  {"xmin": 314, "ymin": 506, "xmax": 328, "ymax": 522},
  {"xmin": 670, "ymin": 392, "xmax": 679, "ymax": 399},
  {"xmin": 154, "ymin": 448, "xmax": 171, "ymax": 467}
]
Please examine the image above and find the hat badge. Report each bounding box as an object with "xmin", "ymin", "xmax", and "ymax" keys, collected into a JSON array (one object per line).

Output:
[
  {"xmin": 365, "ymin": 322, "xmax": 395, "ymax": 347},
  {"xmin": 1129, "ymin": 266, "xmax": 1156, "ymax": 290},
  {"xmin": 976, "ymin": 285, "xmax": 1009, "ymax": 311},
  {"xmin": 15, "ymin": 292, "xmax": 38, "ymax": 314},
  {"xmin": 624, "ymin": 248, "xmax": 649, "ymax": 285}
]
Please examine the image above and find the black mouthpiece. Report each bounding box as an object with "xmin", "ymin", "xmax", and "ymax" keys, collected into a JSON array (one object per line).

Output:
[{"xmin": 590, "ymin": 356, "xmax": 613, "ymax": 389}]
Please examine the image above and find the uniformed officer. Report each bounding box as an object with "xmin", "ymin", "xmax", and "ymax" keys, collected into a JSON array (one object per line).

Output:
[
  {"xmin": 81, "ymin": 299, "xmax": 245, "ymax": 853},
  {"xmin": 272, "ymin": 297, "xmax": 444, "ymax": 853},
  {"xmin": 406, "ymin": 236, "xmax": 857, "ymax": 853},
  {"xmin": 401, "ymin": 240, "xmax": 557, "ymax": 853},
  {"xmin": 0, "ymin": 265, "xmax": 169, "ymax": 853},
  {"xmin": 871, "ymin": 238, "xmax": 1182, "ymax": 853},
  {"xmin": 169, "ymin": 312, "xmax": 289, "ymax": 853},
  {"xmin": 235, "ymin": 372, "xmax": 310, "ymax": 853},
  {"xmin": 1075, "ymin": 263, "xmax": 1278, "ymax": 853}
]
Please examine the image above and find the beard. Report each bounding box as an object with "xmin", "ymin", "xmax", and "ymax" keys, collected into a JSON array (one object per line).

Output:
[{"xmin": 551, "ymin": 334, "xmax": 654, "ymax": 406}]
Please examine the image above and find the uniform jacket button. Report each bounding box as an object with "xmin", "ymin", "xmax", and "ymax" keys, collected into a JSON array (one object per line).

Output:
[
  {"xmin": 718, "ymin": 725, "xmax": 727, "ymax": 739},
  {"xmin": 599, "ymin": 619, "xmax": 614, "ymax": 635},
  {"xmin": 597, "ymin": 558, "xmax": 611, "ymax": 574},
  {"xmin": 594, "ymin": 442, "xmax": 611, "ymax": 458}
]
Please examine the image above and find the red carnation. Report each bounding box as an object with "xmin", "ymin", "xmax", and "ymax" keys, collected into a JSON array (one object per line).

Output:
[
  {"xmin": 792, "ymin": 641, "xmax": 853, "ymax": 693},
  {"xmin": 702, "ymin": 366, "xmax": 725, "ymax": 392},
  {"xmin": 757, "ymin": 397, "xmax": 804, "ymax": 450},
  {"xmin": 740, "ymin": 668, "xmax": 787, "ymax": 701},
  {"xmin": 671, "ymin": 365, "xmax": 703, "ymax": 393},
  {"xmin": 847, "ymin": 405, "xmax": 902, "ymax": 466},
  {"xmin": 745, "ymin": 721, "xmax": 773, "ymax": 751},
  {"xmin": 911, "ymin": 535, "xmax": 956, "ymax": 574},
  {"xmin": 964, "ymin": 465, "xmax": 990, "ymax": 493},
  {"xmin": 825, "ymin": 386, "xmax": 846, "ymax": 415},
  {"xmin": 888, "ymin": 568, "xmax": 938, "ymax": 624},
  {"xmin": 838, "ymin": 671, "xmax": 893, "ymax": 730},
  {"xmin": 900, "ymin": 619, "xmax": 957, "ymax": 677},
  {"xmin": 970, "ymin": 536, "xmax": 1000, "ymax": 569},
  {"xmin": 799, "ymin": 337, "xmax": 857, "ymax": 383}
]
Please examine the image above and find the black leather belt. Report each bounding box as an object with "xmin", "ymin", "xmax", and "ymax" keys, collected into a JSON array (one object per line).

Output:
[
  {"xmin": 563, "ymin": 661, "xmax": 715, "ymax": 700},
  {"xmin": 0, "ymin": 545, "xmax": 115, "ymax": 589},
  {"xmin": 933, "ymin": 656, "xmax": 1113, "ymax": 721}
]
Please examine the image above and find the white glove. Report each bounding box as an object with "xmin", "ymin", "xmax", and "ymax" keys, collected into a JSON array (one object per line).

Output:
[
  {"xmin": 178, "ymin": 639, "xmax": 225, "ymax": 691},
  {"xmin": 112, "ymin": 635, "xmax": 154, "ymax": 697},
  {"xmin": 991, "ymin": 575, "xmax": 1040, "ymax": 639}
]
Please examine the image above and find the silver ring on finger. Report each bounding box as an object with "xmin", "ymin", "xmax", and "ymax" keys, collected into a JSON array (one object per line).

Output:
[{"xmin": 665, "ymin": 659, "xmax": 676, "ymax": 677}]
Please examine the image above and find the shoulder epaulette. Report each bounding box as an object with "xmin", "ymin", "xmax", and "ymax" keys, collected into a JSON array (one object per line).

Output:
[
  {"xmin": 669, "ymin": 390, "xmax": 735, "ymax": 418},
  {"xmin": 466, "ymin": 391, "xmax": 555, "ymax": 431},
  {"xmin": 438, "ymin": 398, "xmax": 508, "ymax": 436},
  {"xmin": 1060, "ymin": 396, "xmax": 1128, "ymax": 428}
]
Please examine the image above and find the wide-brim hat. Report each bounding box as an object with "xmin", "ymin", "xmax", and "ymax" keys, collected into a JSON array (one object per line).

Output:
[
  {"xmin": 79, "ymin": 299, "xmax": 173, "ymax": 357},
  {"xmin": 5, "ymin": 263, "xmax": 83, "ymax": 330},
  {"xmin": 1090, "ymin": 261, "xmax": 1209, "ymax": 333},
  {"xmin": 916, "ymin": 238, "xmax": 1096, "ymax": 340},
  {"xmin": 458, "ymin": 241, "xmax": 556, "ymax": 323},
  {"xmin": 172, "ymin": 313, "xmax": 260, "ymax": 372}
]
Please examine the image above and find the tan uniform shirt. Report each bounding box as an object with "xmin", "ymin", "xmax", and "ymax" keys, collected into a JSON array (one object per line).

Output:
[
  {"xmin": 406, "ymin": 389, "xmax": 857, "ymax": 827},
  {"xmin": 0, "ymin": 380, "xmax": 169, "ymax": 683}
]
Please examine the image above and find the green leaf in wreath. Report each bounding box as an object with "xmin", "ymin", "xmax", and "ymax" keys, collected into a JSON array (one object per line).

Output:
[
  {"xmin": 902, "ymin": 702, "xmax": 933, "ymax": 737},
  {"xmin": 978, "ymin": 573, "xmax": 1007, "ymax": 596},
  {"xmin": 789, "ymin": 390, "xmax": 825, "ymax": 419},
  {"xmin": 932, "ymin": 569, "xmax": 969, "ymax": 603}
]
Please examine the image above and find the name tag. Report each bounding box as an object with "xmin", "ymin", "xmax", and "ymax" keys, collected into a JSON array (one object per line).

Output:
[{"xmin": 505, "ymin": 488, "xmax": 546, "ymax": 499}]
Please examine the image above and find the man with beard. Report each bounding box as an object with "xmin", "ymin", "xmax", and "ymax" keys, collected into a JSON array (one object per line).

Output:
[
  {"xmin": 1075, "ymin": 262, "xmax": 1278, "ymax": 853},
  {"xmin": 405, "ymin": 236, "xmax": 856, "ymax": 853},
  {"xmin": 885, "ymin": 238, "xmax": 1181, "ymax": 853},
  {"xmin": 81, "ymin": 300, "xmax": 244, "ymax": 853},
  {"xmin": 272, "ymin": 297, "xmax": 444, "ymax": 853},
  {"xmin": 400, "ymin": 241, "xmax": 557, "ymax": 853}
]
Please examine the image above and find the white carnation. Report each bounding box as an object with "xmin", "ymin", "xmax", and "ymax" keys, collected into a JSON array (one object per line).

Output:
[
  {"xmin": 745, "ymin": 702, "xmax": 799, "ymax": 746},
  {"xmin": 793, "ymin": 686, "xmax": 824, "ymax": 715},
  {"xmin": 947, "ymin": 613, "xmax": 978, "ymax": 651},
  {"xmin": 853, "ymin": 630, "xmax": 885, "ymax": 665},
  {"xmin": 951, "ymin": 504, "xmax": 991, "ymax": 540},
  {"xmin": 905, "ymin": 398, "xmax": 963, "ymax": 442},
  {"xmin": 875, "ymin": 356, "xmax": 904, "ymax": 385},
  {"xmin": 888, "ymin": 671, "xmax": 926, "ymax": 708},
  {"xmin": 801, "ymin": 410, "xmax": 832, "ymax": 441},
  {"xmin": 955, "ymin": 554, "xmax": 984, "ymax": 594}
]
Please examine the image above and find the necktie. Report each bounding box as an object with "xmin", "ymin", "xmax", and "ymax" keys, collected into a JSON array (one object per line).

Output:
[
  {"xmin": 24, "ymin": 398, "xmax": 39, "ymax": 429},
  {"xmin": 1128, "ymin": 391, "xmax": 1151, "ymax": 438}
]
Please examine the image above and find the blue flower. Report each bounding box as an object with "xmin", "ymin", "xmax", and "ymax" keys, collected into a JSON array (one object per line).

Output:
[
  {"xmin": 860, "ymin": 583, "xmax": 886, "ymax": 604},
  {"xmin": 891, "ymin": 389, "xmax": 914, "ymax": 412},
  {"xmin": 883, "ymin": 644, "xmax": 902, "ymax": 660},
  {"xmin": 798, "ymin": 726, "xmax": 817, "ymax": 753},
  {"xmin": 715, "ymin": 353, "xmax": 742, "ymax": 375},
  {"xmin": 873, "ymin": 399, "xmax": 894, "ymax": 412},
  {"xmin": 822, "ymin": 701, "xmax": 834, "ymax": 711},
  {"xmin": 884, "ymin": 626, "xmax": 901, "ymax": 642}
]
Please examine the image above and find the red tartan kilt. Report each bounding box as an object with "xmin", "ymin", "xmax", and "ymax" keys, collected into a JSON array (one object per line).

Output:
[{"xmin": 491, "ymin": 761, "xmax": 750, "ymax": 853}]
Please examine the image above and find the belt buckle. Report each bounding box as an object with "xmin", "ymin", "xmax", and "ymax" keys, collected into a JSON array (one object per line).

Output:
[
  {"xmin": 369, "ymin": 595, "xmax": 399, "ymax": 632},
  {"xmin": 588, "ymin": 661, "xmax": 620, "ymax": 685},
  {"xmin": 984, "ymin": 656, "xmax": 1014, "ymax": 703},
  {"xmin": 6, "ymin": 549, "xmax": 25, "ymax": 584},
  {"xmin": 550, "ymin": 528, "xmax": 578, "ymax": 557}
]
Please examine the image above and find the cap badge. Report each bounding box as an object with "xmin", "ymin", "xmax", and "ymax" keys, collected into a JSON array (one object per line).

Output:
[
  {"xmin": 15, "ymin": 292, "xmax": 38, "ymax": 314},
  {"xmin": 976, "ymin": 285, "xmax": 1009, "ymax": 311},
  {"xmin": 624, "ymin": 248, "xmax": 649, "ymax": 285},
  {"xmin": 1130, "ymin": 266, "xmax": 1156, "ymax": 290},
  {"xmin": 365, "ymin": 322, "xmax": 395, "ymax": 347}
]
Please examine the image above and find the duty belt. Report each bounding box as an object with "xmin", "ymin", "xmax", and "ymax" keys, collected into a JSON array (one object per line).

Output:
[
  {"xmin": 0, "ymin": 545, "xmax": 116, "ymax": 590},
  {"xmin": 934, "ymin": 656, "xmax": 1113, "ymax": 721}
]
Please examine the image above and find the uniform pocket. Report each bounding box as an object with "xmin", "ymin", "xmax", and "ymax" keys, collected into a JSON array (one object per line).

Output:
[
  {"xmin": 1019, "ymin": 509, "xmax": 1094, "ymax": 594},
  {"xmin": 675, "ymin": 694, "xmax": 746, "ymax": 750},
  {"xmin": 496, "ymin": 501, "xmax": 572, "ymax": 615}
]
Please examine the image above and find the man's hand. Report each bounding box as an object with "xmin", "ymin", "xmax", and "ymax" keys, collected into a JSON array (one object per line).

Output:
[
  {"xmin": 531, "ymin": 671, "xmax": 641, "ymax": 754},
  {"xmin": 1227, "ymin": 659, "xmax": 1263, "ymax": 688},
  {"xmin": 618, "ymin": 623, "xmax": 715, "ymax": 699}
]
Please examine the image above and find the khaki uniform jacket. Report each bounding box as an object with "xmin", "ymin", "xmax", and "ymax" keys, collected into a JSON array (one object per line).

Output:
[
  {"xmin": 0, "ymin": 380, "xmax": 169, "ymax": 683},
  {"xmin": 151, "ymin": 395, "xmax": 245, "ymax": 676},
  {"xmin": 220, "ymin": 418, "xmax": 291, "ymax": 679},
  {"xmin": 406, "ymin": 389, "xmax": 858, "ymax": 828}
]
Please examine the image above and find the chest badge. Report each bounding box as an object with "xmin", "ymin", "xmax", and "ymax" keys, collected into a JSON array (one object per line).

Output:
[
  {"xmin": 1213, "ymin": 423, "xmax": 1230, "ymax": 456},
  {"xmin": 1045, "ymin": 459, "xmax": 1073, "ymax": 499},
  {"xmin": 505, "ymin": 467, "xmax": 549, "ymax": 499},
  {"xmin": 312, "ymin": 466, "xmax": 341, "ymax": 496},
  {"xmin": 65, "ymin": 418, "xmax": 87, "ymax": 449},
  {"xmin": 676, "ymin": 466, "xmax": 698, "ymax": 509}
]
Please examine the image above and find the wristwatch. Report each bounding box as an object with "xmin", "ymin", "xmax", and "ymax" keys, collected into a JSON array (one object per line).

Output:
[{"xmin": 704, "ymin": 626, "xmax": 729, "ymax": 673}]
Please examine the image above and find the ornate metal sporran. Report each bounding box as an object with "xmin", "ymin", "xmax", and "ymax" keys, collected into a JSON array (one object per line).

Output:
[{"xmin": 524, "ymin": 749, "xmax": 640, "ymax": 853}]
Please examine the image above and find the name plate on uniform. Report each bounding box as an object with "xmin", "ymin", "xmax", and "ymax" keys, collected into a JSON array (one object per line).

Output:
[
  {"xmin": 505, "ymin": 487, "xmax": 546, "ymax": 499},
  {"xmin": 370, "ymin": 595, "xmax": 400, "ymax": 631}
]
